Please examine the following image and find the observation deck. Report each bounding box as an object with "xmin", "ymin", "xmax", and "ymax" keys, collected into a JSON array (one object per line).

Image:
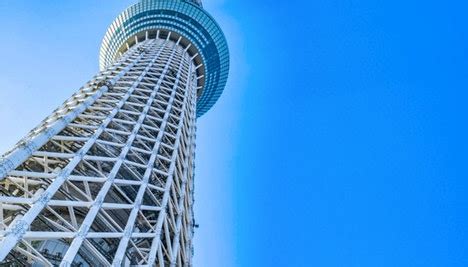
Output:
[{"xmin": 99, "ymin": 0, "xmax": 229, "ymax": 117}]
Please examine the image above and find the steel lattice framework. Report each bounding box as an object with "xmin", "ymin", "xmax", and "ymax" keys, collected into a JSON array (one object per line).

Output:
[{"xmin": 0, "ymin": 0, "xmax": 229, "ymax": 266}]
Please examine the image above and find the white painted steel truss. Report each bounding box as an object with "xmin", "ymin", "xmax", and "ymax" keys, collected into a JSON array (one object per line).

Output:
[{"xmin": 0, "ymin": 32, "xmax": 199, "ymax": 266}]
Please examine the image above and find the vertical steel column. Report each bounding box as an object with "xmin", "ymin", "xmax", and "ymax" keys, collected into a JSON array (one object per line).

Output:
[{"xmin": 60, "ymin": 38, "xmax": 174, "ymax": 266}]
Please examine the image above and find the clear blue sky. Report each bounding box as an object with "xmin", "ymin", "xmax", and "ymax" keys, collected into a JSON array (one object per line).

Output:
[{"xmin": 0, "ymin": 0, "xmax": 467, "ymax": 266}]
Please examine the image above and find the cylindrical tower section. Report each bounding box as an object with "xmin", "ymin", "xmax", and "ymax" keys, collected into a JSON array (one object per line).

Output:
[{"xmin": 100, "ymin": 0, "xmax": 229, "ymax": 117}]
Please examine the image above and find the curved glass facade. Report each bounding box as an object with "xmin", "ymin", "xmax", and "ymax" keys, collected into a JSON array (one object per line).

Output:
[{"xmin": 100, "ymin": 0, "xmax": 229, "ymax": 117}]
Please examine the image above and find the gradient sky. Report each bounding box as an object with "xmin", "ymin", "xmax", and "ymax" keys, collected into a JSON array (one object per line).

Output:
[{"xmin": 0, "ymin": 0, "xmax": 467, "ymax": 266}]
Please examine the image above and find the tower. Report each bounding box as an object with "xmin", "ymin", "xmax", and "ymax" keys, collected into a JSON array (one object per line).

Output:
[{"xmin": 0, "ymin": 0, "xmax": 229, "ymax": 266}]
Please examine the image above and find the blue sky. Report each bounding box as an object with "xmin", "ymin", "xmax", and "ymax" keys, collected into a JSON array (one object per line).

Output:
[{"xmin": 0, "ymin": 0, "xmax": 467, "ymax": 266}]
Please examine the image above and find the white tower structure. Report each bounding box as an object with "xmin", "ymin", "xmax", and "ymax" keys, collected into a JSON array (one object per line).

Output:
[{"xmin": 0, "ymin": 0, "xmax": 229, "ymax": 266}]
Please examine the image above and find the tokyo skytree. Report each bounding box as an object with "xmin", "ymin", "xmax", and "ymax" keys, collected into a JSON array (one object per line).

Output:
[{"xmin": 0, "ymin": 0, "xmax": 229, "ymax": 266}]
